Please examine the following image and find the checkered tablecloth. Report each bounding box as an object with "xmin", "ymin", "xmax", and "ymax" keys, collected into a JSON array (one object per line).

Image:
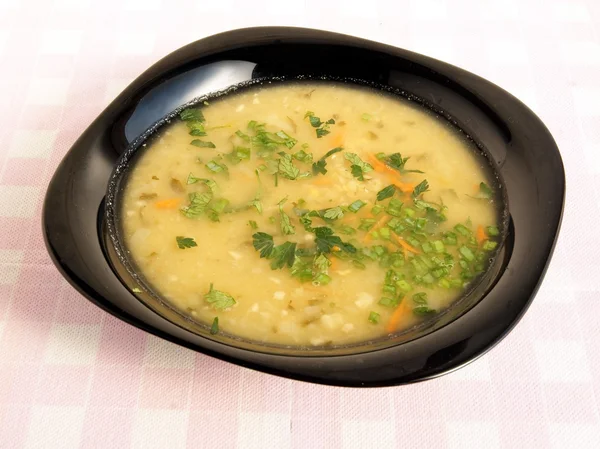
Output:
[{"xmin": 1, "ymin": 0, "xmax": 599, "ymax": 447}]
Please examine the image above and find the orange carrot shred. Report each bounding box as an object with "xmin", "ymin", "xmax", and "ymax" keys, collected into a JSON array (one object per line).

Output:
[
  {"xmin": 386, "ymin": 298, "xmax": 409, "ymax": 333},
  {"xmin": 363, "ymin": 215, "xmax": 389, "ymax": 242},
  {"xmin": 476, "ymin": 225, "xmax": 486, "ymax": 245},
  {"xmin": 392, "ymin": 235, "xmax": 420, "ymax": 254},
  {"xmin": 154, "ymin": 198, "xmax": 181, "ymax": 209},
  {"xmin": 330, "ymin": 132, "xmax": 345, "ymax": 148}
]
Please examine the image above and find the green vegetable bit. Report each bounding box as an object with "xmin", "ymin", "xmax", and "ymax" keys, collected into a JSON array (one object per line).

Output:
[
  {"xmin": 204, "ymin": 283, "xmax": 236, "ymax": 310},
  {"xmin": 368, "ymin": 311, "xmax": 380, "ymax": 324},
  {"xmin": 190, "ymin": 140, "xmax": 215, "ymax": 148},
  {"xmin": 176, "ymin": 236, "xmax": 197, "ymax": 249},
  {"xmin": 210, "ymin": 317, "xmax": 219, "ymax": 335}
]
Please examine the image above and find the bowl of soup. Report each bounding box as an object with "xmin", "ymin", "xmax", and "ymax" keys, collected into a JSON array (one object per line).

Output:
[{"xmin": 43, "ymin": 27, "xmax": 564, "ymax": 386}]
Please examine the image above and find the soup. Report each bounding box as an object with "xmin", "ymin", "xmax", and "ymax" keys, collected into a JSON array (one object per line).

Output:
[{"xmin": 120, "ymin": 82, "xmax": 501, "ymax": 347}]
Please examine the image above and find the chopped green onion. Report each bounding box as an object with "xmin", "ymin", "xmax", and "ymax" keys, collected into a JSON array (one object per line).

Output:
[{"xmin": 368, "ymin": 311, "xmax": 380, "ymax": 323}]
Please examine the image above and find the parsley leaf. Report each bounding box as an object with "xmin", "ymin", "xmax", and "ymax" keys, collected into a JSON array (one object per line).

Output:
[
  {"xmin": 323, "ymin": 206, "xmax": 344, "ymax": 220},
  {"xmin": 376, "ymin": 185, "xmax": 396, "ymax": 201},
  {"xmin": 180, "ymin": 108, "xmax": 205, "ymax": 122},
  {"xmin": 316, "ymin": 128, "xmax": 330, "ymax": 138},
  {"xmin": 186, "ymin": 174, "xmax": 217, "ymax": 194},
  {"xmin": 412, "ymin": 180, "xmax": 430, "ymax": 198},
  {"xmin": 248, "ymin": 198, "xmax": 262, "ymax": 214},
  {"xmin": 252, "ymin": 232, "xmax": 297, "ymax": 270},
  {"xmin": 278, "ymin": 198, "xmax": 296, "ymax": 235},
  {"xmin": 252, "ymin": 232, "xmax": 274, "ymax": 258},
  {"xmin": 226, "ymin": 146, "xmax": 251, "ymax": 164},
  {"xmin": 248, "ymin": 220, "xmax": 258, "ymax": 229},
  {"xmin": 313, "ymin": 254, "xmax": 331, "ymax": 274},
  {"xmin": 314, "ymin": 227, "xmax": 357, "ymax": 254},
  {"xmin": 269, "ymin": 241, "xmax": 297, "ymax": 269},
  {"xmin": 206, "ymin": 160, "xmax": 228, "ymax": 174},
  {"xmin": 190, "ymin": 140, "xmax": 215, "ymax": 148},
  {"xmin": 181, "ymin": 192, "xmax": 212, "ymax": 218},
  {"xmin": 210, "ymin": 317, "xmax": 219, "ymax": 335},
  {"xmin": 293, "ymin": 149, "xmax": 313, "ymax": 163},
  {"xmin": 312, "ymin": 147, "xmax": 343, "ymax": 176},
  {"xmin": 479, "ymin": 182, "xmax": 493, "ymax": 199},
  {"xmin": 187, "ymin": 122, "xmax": 207, "ymax": 136},
  {"xmin": 305, "ymin": 111, "xmax": 336, "ymax": 138},
  {"xmin": 176, "ymin": 236, "xmax": 197, "ymax": 249},
  {"xmin": 379, "ymin": 152, "xmax": 424, "ymax": 174},
  {"xmin": 308, "ymin": 116, "xmax": 322, "ymax": 127},
  {"xmin": 204, "ymin": 283, "xmax": 236, "ymax": 310},
  {"xmin": 278, "ymin": 154, "xmax": 300, "ymax": 180},
  {"xmin": 345, "ymin": 153, "xmax": 373, "ymax": 181}
]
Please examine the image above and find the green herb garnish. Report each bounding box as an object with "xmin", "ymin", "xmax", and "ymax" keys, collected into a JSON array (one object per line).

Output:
[
  {"xmin": 344, "ymin": 153, "xmax": 373, "ymax": 181},
  {"xmin": 312, "ymin": 147, "xmax": 343, "ymax": 176},
  {"xmin": 191, "ymin": 140, "xmax": 215, "ymax": 148},
  {"xmin": 210, "ymin": 317, "xmax": 219, "ymax": 334},
  {"xmin": 368, "ymin": 311, "xmax": 380, "ymax": 323},
  {"xmin": 204, "ymin": 283, "xmax": 236, "ymax": 310},
  {"xmin": 176, "ymin": 236, "xmax": 197, "ymax": 249},
  {"xmin": 181, "ymin": 192, "xmax": 212, "ymax": 218},
  {"xmin": 377, "ymin": 185, "xmax": 396, "ymax": 201}
]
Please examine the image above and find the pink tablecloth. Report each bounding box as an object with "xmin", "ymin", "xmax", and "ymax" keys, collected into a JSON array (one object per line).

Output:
[{"xmin": 1, "ymin": 0, "xmax": 599, "ymax": 447}]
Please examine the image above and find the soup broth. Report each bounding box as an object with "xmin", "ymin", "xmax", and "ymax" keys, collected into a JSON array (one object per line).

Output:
[{"xmin": 121, "ymin": 82, "xmax": 501, "ymax": 346}]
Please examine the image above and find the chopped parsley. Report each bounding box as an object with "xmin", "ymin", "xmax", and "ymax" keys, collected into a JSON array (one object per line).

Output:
[
  {"xmin": 176, "ymin": 236, "xmax": 197, "ymax": 249},
  {"xmin": 278, "ymin": 198, "xmax": 296, "ymax": 235},
  {"xmin": 412, "ymin": 180, "xmax": 430, "ymax": 198},
  {"xmin": 314, "ymin": 226, "xmax": 356, "ymax": 255},
  {"xmin": 181, "ymin": 192, "xmax": 212, "ymax": 218},
  {"xmin": 478, "ymin": 182, "xmax": 493, "ymax": 199},
  {"xmin": 323, "ymin": 206, "xmax": 344, "ymax": 220},
  {"xmin": 376, "ymin": 185, "xmax": 396, "ymax": 201},
  {"xmin": 248, "ymin": 220, "xmax": 258, "ymax": 229},
  {"xmin": 378, "ymin": 152, "xmax": 423, "ymax": 174},
  {"xmin": 278, "ymin": 154, "xmax": 300, "ymax": 180},
  {"xmin": 206, "ymin": 160, "xmax": 228, "ymax": 174},
  {"xmin": 210, "ymin": 317, "xmax": 219, "ymax": 334},
  {"xmin": 204, "ymin": 283, "xmax": 236, "ymax": 310},
  {"xmin": 180, "ymin": 108, "xmax": 205, "ymax": 122},
  {"xmin": 190, "ymin": 140, "xmax": 215, "ymax": 148},
  {"xmin": 312, "ymin": 147, "xmax": 343, "ymax": 176},
  {"xmin": 344, "ymin": 153, "xmax": 373, "ymax": 181},
  {"xmin": 226, "ymin": 146, "xmax": 251, "ymax": 164},
  {"xmin": 305, "ymin": 111, "xmax": 336, "ymax": 138},
  {"xmin": 252, "ymin": 232, "xmax": 297, "ymax": 270}
]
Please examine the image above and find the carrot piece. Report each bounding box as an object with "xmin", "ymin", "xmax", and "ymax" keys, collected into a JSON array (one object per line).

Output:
[
  {"xmin": 386, "ymin": 298, "xmax": 409, "ymax": 333},
  {"xmin": 330, "ymin": 132, "xmax": 345, "ymax": 148},
  {"xmin": 476, "ymin": 225, "xmax": 486, "ymax": 245},
  {"xmin": 394, "ymin": 181, "xmax": 416, "ymax": 193},
  {"xmin": 368, "ymin": 154, "xmax": 388, "ymax": 173},
  {"xmin": 392, "ymin": 235, "xmax": 420, "ymax": 254},
  {"xmin": 363, "ymin": 215, "xmax": 389, "ymax": 242},
  {"xmin": 154, "ymin": 198, "xmax": 181, "ymax": 209},
  {"xmin": 329, "ymin": 257, "xmax": 339, "ymax": 271}
]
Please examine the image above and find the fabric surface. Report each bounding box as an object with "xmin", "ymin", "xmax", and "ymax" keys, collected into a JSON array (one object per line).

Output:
[{"xmin": 0, "ymin": 0, "xmax": 599, "ymax": 447}]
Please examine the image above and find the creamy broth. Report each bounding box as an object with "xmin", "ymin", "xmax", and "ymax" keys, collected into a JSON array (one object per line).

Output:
[{"xmin": 121, "ymin": 82, "xmax": 500, "ymax": 346}]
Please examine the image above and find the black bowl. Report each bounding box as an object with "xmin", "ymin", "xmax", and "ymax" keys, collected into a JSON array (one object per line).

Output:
[{"xmin": 43, "ymin": 27, "xmax": 564, "ymax": 387}]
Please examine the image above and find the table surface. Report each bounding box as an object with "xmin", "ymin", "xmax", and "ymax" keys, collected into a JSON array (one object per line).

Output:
[{"xmin": 1, "ymin": 0, "xmax": 599, "ymax": 447}]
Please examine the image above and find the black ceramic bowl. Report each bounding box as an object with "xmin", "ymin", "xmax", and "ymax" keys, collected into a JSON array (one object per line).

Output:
[{"xmin": 43, "ymin": 27, "xmax": 564, "ymax": 387}]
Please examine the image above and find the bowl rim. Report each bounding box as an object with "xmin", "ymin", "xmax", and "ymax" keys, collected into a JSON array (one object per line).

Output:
[{"xmin": 42, "ymin": 26, "xmax": 565, "ymax": 386}]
